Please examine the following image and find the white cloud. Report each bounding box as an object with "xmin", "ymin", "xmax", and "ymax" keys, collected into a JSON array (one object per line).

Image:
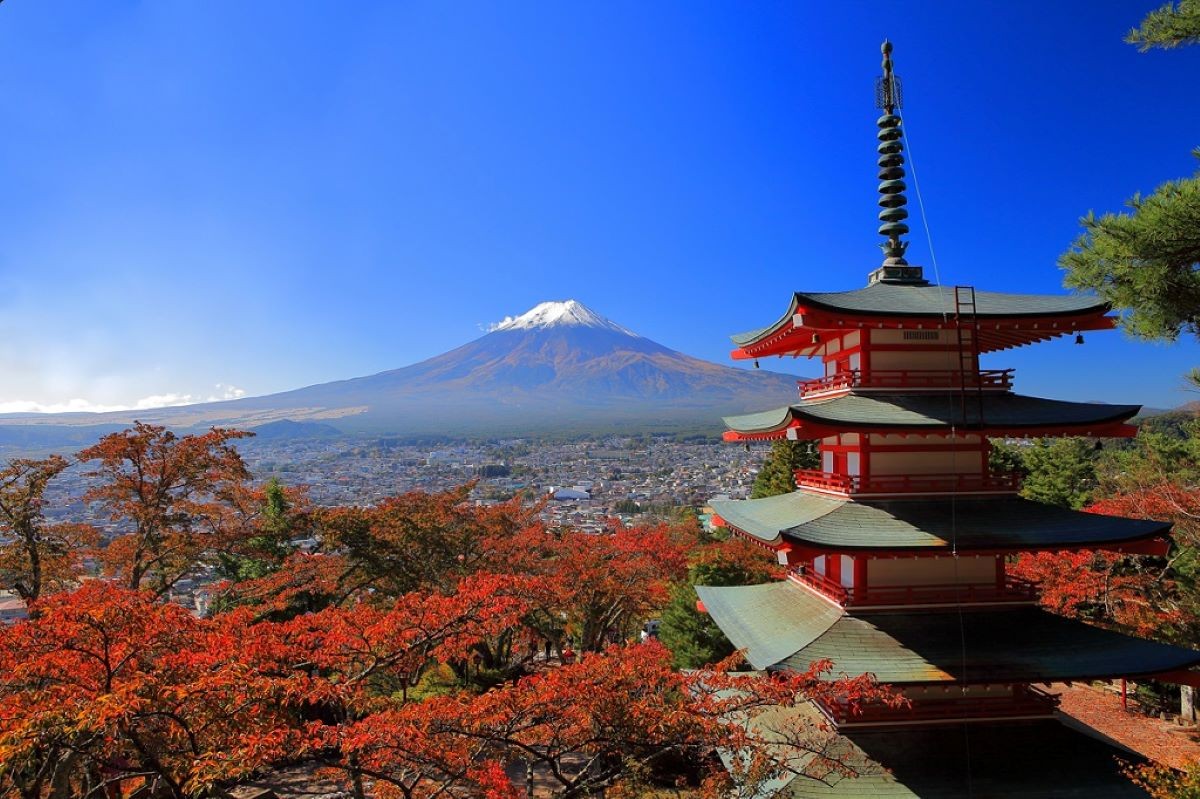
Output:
[
  {"xmin": 211, "ymin": 383, "xmax": 246, "ymax": 401},
  {"xmin": 132, "ymin": 393, "xmax": 198, "ymax": 409},
  {"xmin": 484, "ymin": 316, "xmax": 517, "ymax": 333},
  {"xmin": 0, "ymin": 383, "xmax": 250, "ymax": 415},
  {"xmin": 0, "ymin": 398, "xmax": 132, "ymax": 414}
]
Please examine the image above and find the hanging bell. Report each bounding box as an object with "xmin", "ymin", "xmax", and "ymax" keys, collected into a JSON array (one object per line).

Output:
[
  {"xmin": 1075, "ymin": 333, "xmax": 1085, "ymax": 345},
  {"xmin": 754, "ymin": 359, "xmax": 760, "ymax": 369},
  {"xmin": 811, "ymin": 333, "xmax": 821, "ymax": 344}
]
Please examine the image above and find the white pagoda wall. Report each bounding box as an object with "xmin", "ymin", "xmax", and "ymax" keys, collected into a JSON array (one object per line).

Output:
[{"xmin": 867, "ymin": 329, "xmax": 970, "ymax": 371}]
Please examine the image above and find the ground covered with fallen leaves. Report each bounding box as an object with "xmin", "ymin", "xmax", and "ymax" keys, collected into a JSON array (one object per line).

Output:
[{"xmin": 1054, "ymin": 682, "xmax": 1200, "ymax": 770}]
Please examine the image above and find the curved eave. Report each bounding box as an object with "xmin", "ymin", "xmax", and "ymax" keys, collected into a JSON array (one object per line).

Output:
[
  {"xmin": 779, "ymin": 605, "xmax": 1200, "ymax": 686},
  {"xmin": 695, "ymin": 581, "xmax": 842, "ymax": 670},
  {"xmin": 711, "ymin": 493, "xmax": 1172, "ymax": 554},
  {"xmin": 730, "ymin": 287, "xmax": 1111, "ymax": 357},
  {"xmin": 730, "ymin": 295, "xmax": 802, "ymax": 349},
  {"xmin": 794, "ymin": 286, "xmax": 1107, "ymax": 320},
  {"xmin": 699, "ymin": 580, "xmax": 1200, "ymax": 685},
  {"xmin": 733, "ymin": 312, "xmax": 1115, "ymax": 360},
  {"xmin": 723, "ymin": 394, "xmax": 1141, "ymax": 440}
]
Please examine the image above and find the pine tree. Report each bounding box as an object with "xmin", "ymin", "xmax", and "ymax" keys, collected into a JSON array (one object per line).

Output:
[
  {"xmin": 1015, "ymin": 438, "xmax": 1099, "ymax": 510},
  {"xmin": 750, "ymin": 439, "xmax": 818, "ymax": 499},
  {"xmin": 1127, "ymin": 0, "xmax": 1200, "ymax": 51},
  {"xmin": 1060, "ymin": 5, "xmax": 1200, "ymax": 353},
  {"xmin": 658, "ymin": 541, "xmax": 782, "ymax": 668},
  {"xmin": 1061, "ymin": 156, "xmax": 1200, "ymax": 343}
]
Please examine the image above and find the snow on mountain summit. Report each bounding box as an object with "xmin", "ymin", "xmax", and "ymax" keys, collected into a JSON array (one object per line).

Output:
[{"xmin": 488, "ymin": 300, "xmax": 639, "ymax": 336}]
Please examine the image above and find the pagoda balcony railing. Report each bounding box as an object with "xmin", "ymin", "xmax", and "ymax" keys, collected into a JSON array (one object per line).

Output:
[
  {"xmin": 798, "ymin": 368, "xmax": 1014, "ymax": 398},
  {"xmin": 793, "ymin": 469, "xmax": 1021, "ymax": 497},
  {"xmin": 816, "ymin": 685, "xmax": 1058, "ymax": 728},
  {"xmin": 789, "ymin": 570, "xmax": 1039, "ymax": 609}
]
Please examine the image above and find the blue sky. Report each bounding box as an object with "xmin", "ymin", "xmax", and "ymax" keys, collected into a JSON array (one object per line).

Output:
[{"xmin": 0, "ymin": 1, "xmax": 1197, "ymax": 412}]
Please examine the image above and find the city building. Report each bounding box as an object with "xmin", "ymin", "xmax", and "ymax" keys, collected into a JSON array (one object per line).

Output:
[{"xmin": 696, "ymin": 41, "xmax": 1200, "ymax": 797}]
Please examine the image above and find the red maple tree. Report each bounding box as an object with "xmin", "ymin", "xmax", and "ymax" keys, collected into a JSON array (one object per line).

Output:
[
  {"xmin": 77, "ymin": 423, "xmax": 256, "ymax": 596},
  {"xmin": 0, "ymin": 453, "xmax": 897, "ymax": 799},
  {"xmin": 331, "ymin": 642, "xmax": 891, "ymax": 799},
  {"xmin": 1012, "ymin": 483, "xmax": 1200, "ymax": 638},
  {"xmin": 0, "ymin": 455, "xmax": 97, "ymax": 604},
  {"xmin": 0, "ymin": 582, "xmax": 297, "ymax": 799}
]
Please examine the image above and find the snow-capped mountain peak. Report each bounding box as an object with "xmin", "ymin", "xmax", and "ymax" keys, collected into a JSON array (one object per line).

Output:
[{"xmin": 488, "ymin": 300, "xmax": 639, "ymax": 336}]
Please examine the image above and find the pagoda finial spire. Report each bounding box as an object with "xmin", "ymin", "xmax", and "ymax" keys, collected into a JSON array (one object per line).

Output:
[{"xmin": 875, "ymin": 39, "xmax": 909, "ymax": 266}]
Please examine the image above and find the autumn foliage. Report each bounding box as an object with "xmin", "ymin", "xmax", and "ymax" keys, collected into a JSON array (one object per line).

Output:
[
  {"xmin": 1011, "ymin": 481, "xmax": 1200, "ymax": 641},
  {"xmin": 0, "ymin": 426, "xmax": 892, "ymax": 798},
  {"xmin": 0, "ymin": 568, "xmax": 885, "ymax": 799},
  {"xmin": 0, "ymin": 456, "xmax": 97, "ymax": 603},
  {"xmin": 0, "ymin": 578, "xmax": 887, "ymax": 799},
  {"xmin": 77, "ymin": 423, "xmax": 257, "ymax": 596},
  {"xmin": 0, "ymin": 583, "xmax": 297, "ymax": 798}
]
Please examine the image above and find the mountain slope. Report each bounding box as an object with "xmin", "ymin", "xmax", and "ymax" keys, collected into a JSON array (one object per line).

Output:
[{"xmin": 0, "ymin": 301, "xmax": 802, "ymax": 438}]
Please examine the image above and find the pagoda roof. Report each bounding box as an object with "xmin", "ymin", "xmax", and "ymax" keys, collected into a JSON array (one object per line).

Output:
[
  {"xmin": 723, "ymin": 393, "xmax": 1139, "ymax": 438},
  {"xmin": 731, "ymin": 284, "xmax": 1108, "ymax": 347},
  {"xmin": 710, "ymin": 493, "xmax": 1169, "ymax": 552},
  {"xmin": 695, "ymin": 581, "xmax": 1200, "ymax": 683},
  {"xmin": 742, "ymin": 707, "xmax": 1147, "ymax": 798}
]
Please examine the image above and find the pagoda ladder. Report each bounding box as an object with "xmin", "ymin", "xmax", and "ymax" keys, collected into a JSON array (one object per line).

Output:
[{"xmin": 953, "ymin": 286, "xmax": 985, "ymax": 427}]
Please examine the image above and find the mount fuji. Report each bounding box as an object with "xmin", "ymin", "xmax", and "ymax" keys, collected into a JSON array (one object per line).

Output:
[{"xmin": 0, "ymin": 301, "xmax": 802, "ymax": 441}]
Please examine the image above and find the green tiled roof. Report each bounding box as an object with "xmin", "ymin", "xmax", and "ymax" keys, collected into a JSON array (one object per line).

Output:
[
  {"xmin": 710, "ymin": 493, "xmax": 1169, "ymax": 551},
  {"xmin": 783, "ymin": 607, "xmax": 1200, "ymax": 683},
  {"xmin": 731, "ymin": 285, "xmax": 1107, "ymax": 347},
  {"xmin": 698, "ymin": 581, "xmax": 1200, "ymax": 682},
  {"xmin": 711, "ymin": 492, "xmax": 845, "ymax": 545},
  {"xmin": 722, "ymin": 406, "xmax": 796, "ymax": 433},
  {"xmin": 723, "ymin": 393, "xmax": 1139, "ymax": 433},
  {"xmin": 753, "ymin": 711, "xmax": 1149, "ymax": 798},
  {"xmin": 695, "ymin": 582, "xmax": 841, "ymax": 669}
]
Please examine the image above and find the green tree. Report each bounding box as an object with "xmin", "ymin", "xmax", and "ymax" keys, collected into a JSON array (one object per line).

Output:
[
  {"xmin": 658, "ymin": 541, "xmax": 780, "ymax": 669},
  {"xmin": 987, "ymin": 438, "xmax": 1027, "ymax": 478},
  {"xmin": 1061, "ymin": 156, "xmax": 1200, "ymax": 343},
  {"xmin": 750, "ymin": 439, "xmax": 818, "ymax": 499},
  {"xmin": 1127, "ymin": 0, "xmax": 1200, "ymax": 50},
  {"xmin": 1014, "ymin": 438, "xmax": 1099, "ymax": 510},
  {"xmin": 612, "ymin": 499, "xmax": 641, "ymax": 514},
  {"xmin": 658, "ymin": 583, "xmax": 732, "ymax": 669},
  {"xmin": 1061, "ymin": 4, "xmax": 1200, "ymax": 362},
  {"xmin": 1100, "ymin": 420, "xmax": 1200, "ymax": 491},
  {"xmin": 215, "ymin": 478, "xmax": 302, "ymax": 584}
]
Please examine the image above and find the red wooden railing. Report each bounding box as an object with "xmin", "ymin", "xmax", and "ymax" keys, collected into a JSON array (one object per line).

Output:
[
  {"xmin": 793, "ymin": 469, "xmax": 1021, "ymax": 497},
  {"xmin": 789, "ymin": 570, "xmax": 1038, "ymax": 609},
  {"xmin": 789, "ymin": 569, "xmax": 848, "ymax": 604},
  {"xmin": 818, "ymin": 685, "xmax": 1058, "ymax": 727},
  {"xmin": 792, "ymin": 469, "xmax": 856, "ymax": 494},
  {"xmin": 798, "ymin": 368, "xmax": 1014, "ymax": 398}
]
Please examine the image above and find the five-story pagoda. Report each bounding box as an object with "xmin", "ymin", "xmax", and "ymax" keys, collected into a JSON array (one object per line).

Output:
[{"xmin": 698, "ymin": 42, "xmax": 1200, "ymax": 798}]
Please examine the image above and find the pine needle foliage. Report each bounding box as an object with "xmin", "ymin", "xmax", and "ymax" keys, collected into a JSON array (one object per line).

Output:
[
  {"xmin": 750, "ymin": 439, "xmax": 819, "ymax": 499},
  {"xmin": 1127, "ymin": 0, "xmax": 1200, "ymax": 51},
  {"xmin": 1060, "ymin": 154, "xmax": 1200, "ymax": 342},
  {"xmin": 1061, "ymin": 3, "xmax": 1200, "ymax": 348}
]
